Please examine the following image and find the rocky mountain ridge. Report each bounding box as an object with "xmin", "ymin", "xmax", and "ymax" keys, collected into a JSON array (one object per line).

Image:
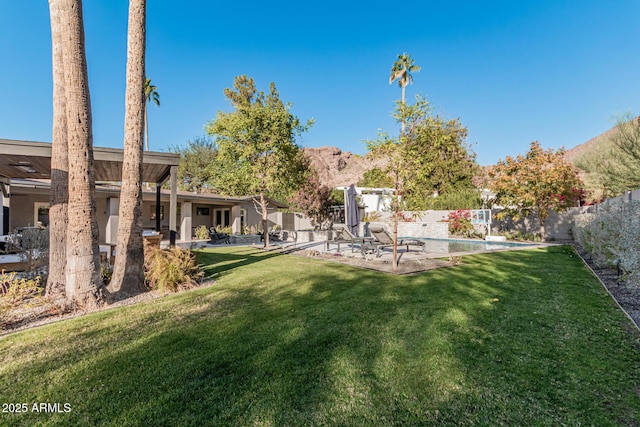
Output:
[
  {"xmin": 303, "ymin": 146, "xmax": 386, "ymax": 188},
  {"xmin": 304, "ymin": 123, "xmax": 621, "ymax": 190}
]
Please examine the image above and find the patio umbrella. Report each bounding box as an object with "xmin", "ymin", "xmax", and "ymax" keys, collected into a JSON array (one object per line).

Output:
[{"xmin": 345, "ymin": 184, "xmax": 359, "ymax": 236}]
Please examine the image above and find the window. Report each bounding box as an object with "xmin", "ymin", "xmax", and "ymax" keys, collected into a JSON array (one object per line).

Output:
[
  {"xmin": 196, "ymin": 207, "xmax": 210, "ymax": 216},
  {"xmin": 215, "ymin": 209, "xmax": 230, "ymax": 227},
  {"xmin": 34, "ymin": 202, "xmax": 50, "ymax": 227},
  {"xmin": 151, "ymin": 205, "xmax": 164, "ymax": 220}
]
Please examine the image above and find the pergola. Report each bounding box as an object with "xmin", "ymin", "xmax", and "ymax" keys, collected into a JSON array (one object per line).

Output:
[{"xmin": 0, "ymin": 139, "xmax": 180, "ymax": 244}]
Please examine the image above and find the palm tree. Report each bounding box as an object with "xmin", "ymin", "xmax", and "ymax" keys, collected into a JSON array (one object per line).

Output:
[
  {"xmin": 57, "ymin": 0, "xmax": 104, "ymax": 308},
  {"xmin": 387, "ymin": 53, "xmax": 420, "ymax": 273},
  {"xmin": 389, "ymin": 53, "xmax": 420, "ymax": 134},
  {"xmin": 110, "ymin": 0, "xmax": 146, "ymax": 294},
  {"xmin": 144, "ymin": 77, "xmax": 160, "ymax": 151},
  {"xmin": 46, "ymin": 0, "xmax": 68, "ymax": 298}
]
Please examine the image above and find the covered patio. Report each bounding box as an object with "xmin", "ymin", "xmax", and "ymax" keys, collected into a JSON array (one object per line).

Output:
[{"xmin": 0, "ymin": 138, "xmax": 180, "ymax": 245}]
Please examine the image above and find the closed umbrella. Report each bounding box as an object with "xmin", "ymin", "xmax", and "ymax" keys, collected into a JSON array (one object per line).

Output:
[{"xmin": 345, "ymin": 184, "xmax": 359, "ymax": 236}]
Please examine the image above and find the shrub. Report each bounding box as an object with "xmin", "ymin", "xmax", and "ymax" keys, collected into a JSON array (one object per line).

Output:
[
  {"xmin": 0, "ymin": 271, "xmax": 47, "ymax": 325},
  {"xmin": 573, "ymin": 201, "xmax": 640, "ymax": 288},
  {"xmin": 447, "ymin": 210, "xmax": 474, "ymax": 237},
  {"xmin": 101, "ymin": 262, "xmax": 113, "ymax": 287},
  {"xmin": 214, "ymin": 225, "xmax": 232, "ymax": 235},
  {"xmin": 393, "ymin": 211, "xmax": 416, "ymax": 222},
  {"xmin": 410, "ymin": 188, "xmax": 483, "ymax": 210},
  {"xmin": 363, "ymin": 211, "xmax": 382, "ymax": 222},
  {"xmin": 144, "ymin": 247, "xmax": 204, "ymax": 293},
  {"xmin": 194, "ymin": 225, "xmax": 210, "ymax": 240},
  {"xmin": 5, "ymin": 228, "xmax": 49, "ymax": 279}
]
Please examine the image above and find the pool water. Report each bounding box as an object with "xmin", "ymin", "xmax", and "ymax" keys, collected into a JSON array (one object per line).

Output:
[{"xmin": 404, "ymin": 237, "xmax": 534, "ymax": 254}]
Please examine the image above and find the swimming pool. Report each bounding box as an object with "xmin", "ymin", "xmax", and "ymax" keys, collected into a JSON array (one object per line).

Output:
[{"xmin": 404, "ymin": 237, "xmax": 534, "ymax": 254}]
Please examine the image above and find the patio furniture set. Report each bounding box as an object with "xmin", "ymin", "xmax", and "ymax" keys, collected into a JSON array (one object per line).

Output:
[{"xmin": 326, "ymin": 226, "xmax": 426, "ymax": 257}]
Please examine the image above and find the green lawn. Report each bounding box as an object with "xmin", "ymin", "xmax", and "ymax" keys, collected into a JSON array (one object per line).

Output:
[{"xmin": 1, "ymin": 246, "xmax": 639, "ymax": 426}]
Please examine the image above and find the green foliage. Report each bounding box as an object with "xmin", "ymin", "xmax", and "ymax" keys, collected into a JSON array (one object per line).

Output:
[
  {"xmin": 357, "ymin": 167, "xmax": 394, "ymax": 188},
  {"xmin": 204, "ymin": 75, "xmax": 312, "ymax": 202},
  {"xmin": 412, "ymin": 188, "xmax": 483, "ymax": 210},
  {"xmin": 329, "ymin": 189, "xmax": 344, "ymax": 205},
  {"xmin": 400, "ymin": 99, "xmax": 479, "ymax": 206},
  {"xmin": 144, "ymin": 78, "xmax": 160, "ymax": 107},
  {"xmin": 144, "ymin": 247, "xmax": 204, "ymax": 293},
  {"xmin": 194, "ymin": 225, "xmax": 210, "ymax": 240},
  {"xmin": 367, "ymin": 97, "xmax": 480, "ymax": 211},
  {"xmin": 100, "ymin": 262, "xmax": 113, "ymax": 287},
  {"xmin": 213, "ymin": 225, "xmax": 232, "ymax": 235},
  {"xmin": 170, "ymin": 136, "xmax": 218, "ymax": 192},
  {"xmin": 575, "ymin": 114, "xmax": 640, "ymax": 199}
]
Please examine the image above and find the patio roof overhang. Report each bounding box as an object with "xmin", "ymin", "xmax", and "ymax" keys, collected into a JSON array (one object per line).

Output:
[{"xmin": 0, "ymin": 139, "xmax": 179, "ymax": 184}]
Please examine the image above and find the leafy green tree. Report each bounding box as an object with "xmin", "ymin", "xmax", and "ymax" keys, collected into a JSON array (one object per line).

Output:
[
  {"xmin": 398, "ymin": 97, "xmax": 479, "ymax": 209},
  {"xmin": 489, "ymin": 141, "xmax": 583, "ymax": 239},
  {"xmin": 205, "ymin": 75, "xmax": 312, "ymax": 246},
  {"xmin": 358, "ymin": 167, "xmax": 394, "ymax": 188},
  {"xmin": 366, "ymin": 130, "xmax": 406, "ymax": 272},
  {"xmin": 171, "ymin": 136, "xmax": 217, "ymax": 192},
  {"xmin": 367, "ymin": 97, "xmax": 479, "ymax": 205},
  {"xmin": 421, "ymin": 188, "xmax": 483, "ymax": 210}
]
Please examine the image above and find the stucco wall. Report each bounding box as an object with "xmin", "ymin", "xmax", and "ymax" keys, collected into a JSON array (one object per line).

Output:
[
  {"xmin": 8, "ymin": 193, "xmax": 49, "ymax": 230},
  {"xmin": 363, "ymin": 221, "xmax": 449, "ymax": 239}
]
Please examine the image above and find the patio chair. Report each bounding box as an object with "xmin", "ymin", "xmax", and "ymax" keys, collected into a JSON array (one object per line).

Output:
[
  {"xmin": 208, "ymin": 227, "xmax": 230, "ymax": 244},
  {"xmin": 325, "ymin": 227, "xmax": 361, "ymax": 252},
  {"xmin": 367, "ymin": 227, "xmax": 425, "ymax": 257}
]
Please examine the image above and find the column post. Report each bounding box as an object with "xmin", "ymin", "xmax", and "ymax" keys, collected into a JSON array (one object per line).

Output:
[{"xmin": 169, "ymin": 165, "xmax": 177, "ymax": 247}]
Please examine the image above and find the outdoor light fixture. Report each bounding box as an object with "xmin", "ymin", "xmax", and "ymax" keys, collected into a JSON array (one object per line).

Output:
[{"xmin": 9, "ymin": 163, "xmax": 37, "ymax": 173}]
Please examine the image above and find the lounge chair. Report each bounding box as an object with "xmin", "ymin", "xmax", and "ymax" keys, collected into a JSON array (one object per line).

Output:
[
  {"xmin": 325, "ymin": 227, "xmax": 369, "ymax": 252},
  {"xmin": 366, "ymin": 227, "xmax": 425, "ymax": 257},
  {"xmin": 208, "ymin": 227, "xmax": 230, "ymax": 244}
]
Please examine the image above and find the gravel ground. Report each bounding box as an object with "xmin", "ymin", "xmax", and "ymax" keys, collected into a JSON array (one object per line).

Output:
[{"xmin": 574, "ymin": 247, "xmax": 640, "ymax": 330}]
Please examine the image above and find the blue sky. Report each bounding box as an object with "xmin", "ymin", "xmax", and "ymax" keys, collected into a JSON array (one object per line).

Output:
[{"xmin": 1, "ymin": 1, "xmax": 639, "ymax": 166}]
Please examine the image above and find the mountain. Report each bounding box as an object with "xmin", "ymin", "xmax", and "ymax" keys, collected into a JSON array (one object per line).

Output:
[
  {"xmin": 303, "ymin": 146, "xmax": 386, "ymax": 188},
  {"xmin": 564, "ymin": 125, "xmax": 620, "ymax": 166}
]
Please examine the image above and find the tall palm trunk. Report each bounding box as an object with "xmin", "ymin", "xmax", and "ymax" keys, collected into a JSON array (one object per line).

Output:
[
  {"xmin": 58, "ymin": 0, "xmax": 103, "ymax": 308},
  {"xmin": 46, "ymin": 0, "xmax": 68, "ymax": 298},
  {"xmin": 260, "ymin": 192, "xmax": 269, "ymax": 248},
  {"xmin": 110, "ymin": 0, "xmax": 146, "ymax": 294},
  {"xmin": 144, "ymin": 105, "xmax": 149, "ymax": 151}
]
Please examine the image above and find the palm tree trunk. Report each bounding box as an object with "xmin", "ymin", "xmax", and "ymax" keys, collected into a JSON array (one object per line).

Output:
[
  {"xmin": 46, "ymin": 0, "xmax": 68, "ymax": 298},
  {"xmin": 392, "ymin": 192, "xmax": 399, "ymax": 273},
  {"xmin": 110, "ymin": 0, "xmax": 146, "ymax": 294},
  {"xmin": 58, "ymin": 0, "xmax": 103, "ymax": 309},
  {"xmin": 144, "ymin": 104, "xmax": 149, "ymax": 151},
  {"xmin": 400, "ymin": 85, "xmax": 406, "ymax": 135},
  {"xmin": 260, "ymin": 192, "xmax": 269, "ymax": 248}
]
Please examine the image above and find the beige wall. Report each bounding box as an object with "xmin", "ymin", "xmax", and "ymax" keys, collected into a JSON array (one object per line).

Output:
[
  {"xmin": 8, "ymin": 187, "xmax": 293, "ymax": 241},
  {"xmin": 8, "ymin": 193, "xmax": 49, "ymax": 231}
]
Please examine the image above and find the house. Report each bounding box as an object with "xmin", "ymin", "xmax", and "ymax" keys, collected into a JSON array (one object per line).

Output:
[{"xmin": 0, "ymin": 139, "xmax": 293, "ymax": 245}]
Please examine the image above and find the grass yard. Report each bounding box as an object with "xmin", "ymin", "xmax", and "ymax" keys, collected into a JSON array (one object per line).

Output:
[{"xmin": 1, "ymin": 246, "xmax": 639, "ymax": 426}]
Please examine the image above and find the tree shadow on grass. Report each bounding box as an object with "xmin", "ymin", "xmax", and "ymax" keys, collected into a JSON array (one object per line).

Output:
[
  {"xmin": 2, "ymin": 246, "xmax": 639, "ymax": 426},
  {"xmin": 0, "ymin": 251, "xmax": 508, "ymax": 425}
]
